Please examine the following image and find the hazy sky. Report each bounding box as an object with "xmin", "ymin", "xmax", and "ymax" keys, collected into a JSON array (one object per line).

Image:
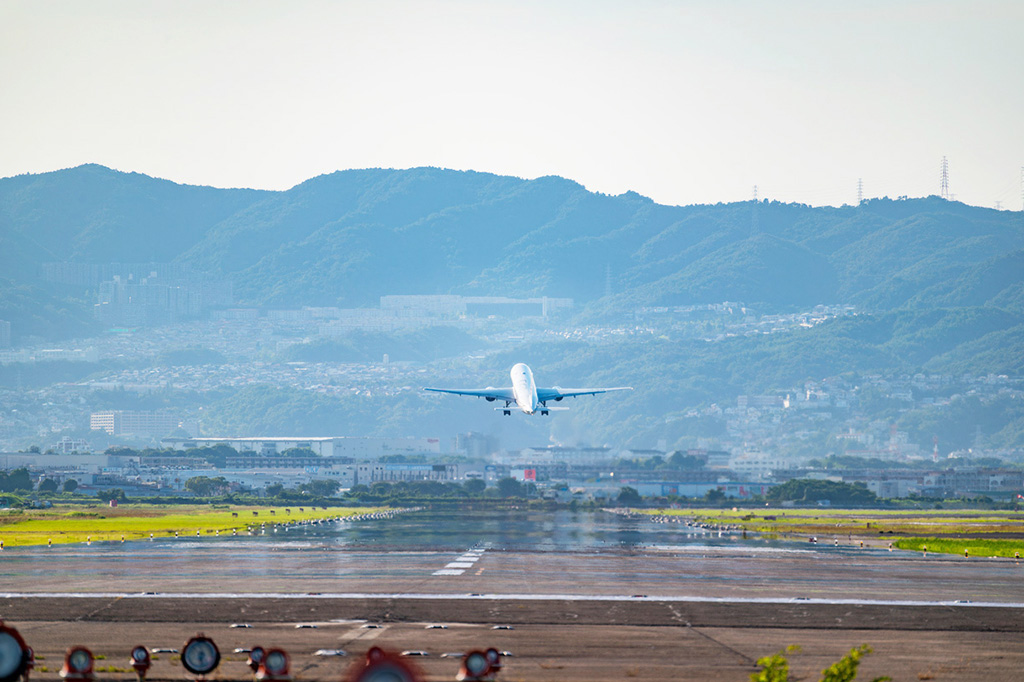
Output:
[{"xmin": 2, "ymin": 0, "xmax": 1022, "ymax": 208}]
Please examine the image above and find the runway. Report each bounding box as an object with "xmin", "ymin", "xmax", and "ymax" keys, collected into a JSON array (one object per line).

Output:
[
  {"xmin": 3, "ymin": 509, "xmax": 1023, "ymax": 680},
  {"xmin": 2, "ymin": 509, "xmax": 1021, "ymax": 603}
]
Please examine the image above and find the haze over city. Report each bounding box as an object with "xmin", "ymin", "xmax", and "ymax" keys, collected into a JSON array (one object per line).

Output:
[
  {"xmin": 4, "ymin": 3, "xmax": 1024, "ymax": 679},
  {"xmin": 2, "ymin": 0, "xmax": 1022, "ymax": 208}
]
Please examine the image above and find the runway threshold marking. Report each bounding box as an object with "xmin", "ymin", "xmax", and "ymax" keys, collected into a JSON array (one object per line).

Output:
[{"xmin": 433, "ymin": 546, "xmax": 486, "ymax": 576}]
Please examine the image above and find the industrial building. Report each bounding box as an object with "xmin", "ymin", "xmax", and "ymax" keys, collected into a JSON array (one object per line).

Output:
[{"xmin": 161, "ymin": 436, "xmax": 442, "ymax": 459}]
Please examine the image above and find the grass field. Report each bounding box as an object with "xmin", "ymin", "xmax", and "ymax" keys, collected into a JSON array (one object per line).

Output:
[
  {"xmin": 636, "ymin": 507, "xmax": 1024, "ymax": 557},
  {"xmin": 0, "ymin": 504, "xmax": 386, "ymax": 547},
  {"xmin": 893, "ymin": 537, "xmax": 1024, "ymax": 558}
]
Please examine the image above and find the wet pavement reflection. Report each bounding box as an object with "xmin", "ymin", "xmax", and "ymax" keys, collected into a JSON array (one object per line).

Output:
[{"xmin": 2, "ymin": 509, "xmax": 1021, "ymax": 603}]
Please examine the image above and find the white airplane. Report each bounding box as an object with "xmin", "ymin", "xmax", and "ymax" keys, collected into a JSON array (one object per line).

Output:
[{"xmin": 425, "ymin": 362, "xmax": 632, "ymax": 416}]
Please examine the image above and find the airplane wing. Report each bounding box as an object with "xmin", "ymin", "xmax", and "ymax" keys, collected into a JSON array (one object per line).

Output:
[
  {"xmin": 424, "ymin": 387, "xmax": 516, "ymax": 401},
  {"xmin": 536, "ymin": 386, "xmax": 633, "ymax": 401}
]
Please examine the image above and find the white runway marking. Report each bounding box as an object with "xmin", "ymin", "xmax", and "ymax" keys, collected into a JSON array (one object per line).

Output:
[
  {"xmin": 4, "ymin": 592, "xmax": 1023, "ymax": 609},
  {"xmin": 431, "ymin": 546, "xmax": 486, "ymax": 577}
]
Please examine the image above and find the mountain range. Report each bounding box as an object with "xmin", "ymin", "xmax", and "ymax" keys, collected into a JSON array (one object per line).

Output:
[
  {"xmin": 2, "ymin": 164, "xmax": 1022, "ymax": 337},
  {"xmin": 3, "ymin": 164, "xmax": 1024, "ymax": 450}
]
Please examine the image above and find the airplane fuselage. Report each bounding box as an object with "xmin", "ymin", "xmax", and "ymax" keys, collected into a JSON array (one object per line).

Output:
[{"xmin": 511, "ymin": 362, "xmax": 539, "ymax": 414}]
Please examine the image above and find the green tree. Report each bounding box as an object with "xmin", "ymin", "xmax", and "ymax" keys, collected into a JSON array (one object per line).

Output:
[
  {"xmin": 751, "ymin": 644, "xmax": 890, "ymax": 682},
  {"xmin": 751, "ymin": 645, "xmax": 798, "ymax": 682},
  {"xmin": 705, "ymin": 488, "xmax": 726, "ymax": 504},
  {"xmin": 280, "ymin": 447, "xmax": 318, "ymax": 458},
  {"xmin": 368, "ymin": 481, "xmax": 390, "ymax": 495},
  {"xmin": 767, "ymin": 479, "xmax": 877, "ymax": 506},
  {"xmin": 617, "ymin": 486, "xmax": 642, "ymax": 504},
  {"xmin": 97, "ymin": 488, "xmax": 127, "ymax": 503},
  {"xmin": 463, "ymin": 479, "xmax": 486, "ymax": 494},
  {"xmin": 0, "ymin": 468, "xmax": 33, "ymax": 492},
  {"xmin": 820, "ymin": 645, "xmax": 889, "ymax": 682},
  {"xmin": 265, "ymin": 483, "xmax": 284, "ymax": 497},
  {"xmin": 496, "ymin": 477, "xmax": 525, "ymax": 498},
  {"xmin": 185, "ymin": 476, "xmax": 229, "ymax": 497},
  {"xmin": 38, "ymin": 478, "xmax": 58, "ymax": 492},
  {"xmin": 187, "ymin": 444, "xmax": 237, "ymax": 468},
  {"xmin": 304, "ymin": 479, "xmax": 340, "ymax": 497},
  {"xmin": 667, "ymin": 451, "xmax": 706, "ymax": 470},
  {"xmin": 62, "ymin": 479, "xmax": 78, "ymax": 493}
]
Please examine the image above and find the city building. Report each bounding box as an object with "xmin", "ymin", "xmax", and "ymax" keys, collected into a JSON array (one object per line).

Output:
[
  {"xmin": 53, "ymin": 436, "xmax": 91, "ymax": 454},
  {"xmin": 90, "ymin": 264, "xmax": 233, "ymax": 326},
  {"xmin": 90, "ymin": 411, "xmax": 183, "ymax": 438},
  {"xmin": 0, "ymin": 347, "xmax": 99, "ymax": 364},
  {"xmin": 380, "ymin": 295, "xmax": 573, "ymax": 319}
]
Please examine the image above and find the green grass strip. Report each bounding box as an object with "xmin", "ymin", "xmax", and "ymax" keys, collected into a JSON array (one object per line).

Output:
[
  {"xmin": 893, "ymin": 537, "xmax": 1024, "ymax": 558},
  {"xmin": 0, "ymin": 504, "xmax": 386, "ymax": 547}
]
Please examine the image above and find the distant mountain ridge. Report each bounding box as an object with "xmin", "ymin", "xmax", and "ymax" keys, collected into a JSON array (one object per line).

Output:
[{"xmin": 1, "ymin": 164, "xmax": 1023, "ymax": 340}]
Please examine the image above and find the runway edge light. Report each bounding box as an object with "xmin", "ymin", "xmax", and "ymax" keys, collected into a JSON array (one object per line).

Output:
[
  {"xmin": 0, "ymin": 621, "xmax": 31, "ymax": 682},
  {"xmin": 180, "ymin": 635, "xmax": 220, "ymax": 679},
  {"xmin": 485, "ymin": 648, "xmax": 503, "ymax": 674},
  {"xmin": 346, "ymin": 647, "xmax": 424, "ymax": 682},
  {"xmin": 247, "ymin": 646, "xmax": 266, "ymax": 673},
  {"xmin": 130, "ymin": 645, "xmax": 151, "ymax": 681},
  {"xmin": 457, "ymin": 651, "xmax": 491, "ymax": 682},
  {"xmin": 60, "ymin": 647, "xmax": 94, "ymax": 681},
  {"xmin": 256, "ymin": 648, "xmax": 291, "ymax": 682}
]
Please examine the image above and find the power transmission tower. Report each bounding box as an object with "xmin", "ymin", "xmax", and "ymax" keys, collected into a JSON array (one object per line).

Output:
[
  {"xmin": 940, "ymin": 156, "xmax": 950, "ymax": 199},
  {"xmin": 857, "ymin": 178, "xmax": 864, "ymax": 205},
  {"xmin": 751, "ymin": 185, "xmax": 759, "ymax": 235}
]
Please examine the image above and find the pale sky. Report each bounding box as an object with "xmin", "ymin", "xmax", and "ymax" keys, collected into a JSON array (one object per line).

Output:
[{"xmin": 2, "ymin": 0, "xmax": 1022, "ymax": 208}]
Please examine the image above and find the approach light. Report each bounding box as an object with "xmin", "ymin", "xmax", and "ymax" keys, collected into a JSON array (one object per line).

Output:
[
  {"xmin": 129, "ymin": 646, "xmax": 151, "ymax": 680},
  {"xmin": 256, "ymin": 648, "xmax": 290, "ymax": 681},
  {"xmin": 180, "ymin": 635, "xmax": 220, "ymax": 677},
  {"xmin": 247, "ymin": 646, "xmax": 266, "ymax": 673},
  {"xmin": 0, "ymin": 622, "xmax": 31, "ymax": 682},
  {"xmin": 60, "ymin": 646, "xmax": 94, "ymax": 681},
  {"xmin": 346, "ymin": 646, "xmax": 423, "ymax": 682},
  {"xmin": 457, "ymin": 651, "xmax": 491, "ymax": 681}
]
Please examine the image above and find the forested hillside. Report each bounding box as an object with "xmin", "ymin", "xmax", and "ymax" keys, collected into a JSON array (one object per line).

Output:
[{"xmin": 2, "ymin": 165, "xmax": 1022, "ymax": 320}]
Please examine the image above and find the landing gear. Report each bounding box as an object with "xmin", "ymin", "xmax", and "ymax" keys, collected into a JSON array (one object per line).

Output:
[
  {"xmin": 540, "ymin": 410, "xmax": 549, "ymax": 416},
  {"xmin": 502, "ymin": 409, "xmax": 512, "ymax": 416}
]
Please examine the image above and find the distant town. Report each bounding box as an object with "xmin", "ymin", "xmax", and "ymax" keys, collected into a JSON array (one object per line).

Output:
[{"xmin": 1, "ymin": 279, "xmax": 1021, "ymax": 505}]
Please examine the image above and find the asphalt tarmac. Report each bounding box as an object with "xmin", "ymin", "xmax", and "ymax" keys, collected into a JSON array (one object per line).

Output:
[{"xmin": 2, "ymin": 509, "xmax": 1023, "ymax": 681}]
